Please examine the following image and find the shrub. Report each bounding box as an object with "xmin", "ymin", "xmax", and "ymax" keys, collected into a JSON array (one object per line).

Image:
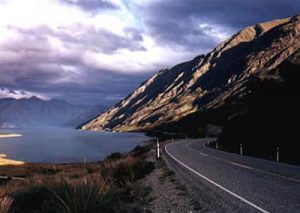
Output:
[
  {"xmin": 131, "ymin": 159, "xmax": 155, "ymax": 180},
  {"xmin": 106, "ymin": 152, "xmax": 123, "ymax": 160},
  {"xmin": 112, "ymin": 158, "xmax": 155, "ymax": 187},
  {"xmin": 113, "ymin": 162, "xmax": 134, "ymax": 186},
  {"xmin": 130, "ymin": 144, "xmax": 152, "ymax": 157}
]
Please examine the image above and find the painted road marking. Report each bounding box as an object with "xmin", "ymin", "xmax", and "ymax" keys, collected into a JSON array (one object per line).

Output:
[
  {"xmin": 165, "ymin": 144, "xmax": 270, "ymax": 213},
  {"xmin": 188, "ymin": 142, "xmax": 300, "ymax": 184},
  {"xmin": 188, "ymin": 147, "xmax": 208, "ymax": 156},
  {"xmin": 230, "ymin": 162, "xmax": 254, "ymax": 170},
  {"xmin": 197, "ymin": 152, "xmax": 208, "ymax": 157}
]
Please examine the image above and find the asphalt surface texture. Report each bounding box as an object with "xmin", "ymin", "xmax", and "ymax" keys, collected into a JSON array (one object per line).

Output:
[{"xmin": 163, "ymin": 139, "xmax": 300, "ymax": 213}]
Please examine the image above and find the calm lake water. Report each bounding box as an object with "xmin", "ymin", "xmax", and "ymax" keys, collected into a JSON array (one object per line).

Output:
[{"xmin": 0, "ymin": 128, "xmax": 149, "ymax": 163}]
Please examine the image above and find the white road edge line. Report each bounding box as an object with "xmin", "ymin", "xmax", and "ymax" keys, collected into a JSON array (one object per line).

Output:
[
  {"xmin": 196, "ymin": 141, "xmax": 300, "ymax": 184},
  {"xmin": 165, "ymin": 144, "xmax": 269, "ymax": 213},
  {"xmin": 230, "ymin": 162, "xmax": 254, "ymax": 170}
]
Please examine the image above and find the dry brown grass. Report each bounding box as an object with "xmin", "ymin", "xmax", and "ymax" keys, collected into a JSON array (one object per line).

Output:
[
  {"xmin": 0, "ymin": 144, "xmax": 154, "ymax": 213},
  {"xmin": 0, "ymin": 191, "xmax": 13, "ymax": 213}
]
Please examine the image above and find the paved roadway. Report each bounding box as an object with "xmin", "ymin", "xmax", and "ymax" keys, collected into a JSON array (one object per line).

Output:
[{"xmin": 164, "ymin": 139, "xmax": 300, "ymax": 213}]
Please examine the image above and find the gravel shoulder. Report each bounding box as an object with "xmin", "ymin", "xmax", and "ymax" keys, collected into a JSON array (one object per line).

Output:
[{"xmin": 137, "ymin": 142, "xmax": 201, "ymax": 213}]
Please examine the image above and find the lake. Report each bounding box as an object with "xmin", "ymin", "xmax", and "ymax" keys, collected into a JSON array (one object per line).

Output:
[{"xmin": 0, "ymin": 128, "xmax": 149, "ymax": 163}]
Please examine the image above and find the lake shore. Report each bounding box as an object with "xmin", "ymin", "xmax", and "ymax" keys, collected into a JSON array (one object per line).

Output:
[
  {"xmin": 0, "ymin": 133, "xmax": 22, "ymax": 138},
  {"xmin": 0, "ymin": 134, "xmax": 24, "ymax": 166},
  {"xmin": 0, "ymin": 154, "xmax": 24, "ymax": 166}
]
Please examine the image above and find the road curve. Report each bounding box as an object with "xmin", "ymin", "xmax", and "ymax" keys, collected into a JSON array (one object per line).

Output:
[{"xmin": 164, "ymin": 139, "xmax": 300, "ymax": 213}]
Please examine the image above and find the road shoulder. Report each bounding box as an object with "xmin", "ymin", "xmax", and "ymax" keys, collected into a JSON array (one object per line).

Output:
[
  {"xmin": 136, "ymin": 142, "xmax": 201, "ymax": 212},
  {"xmin": 163, "ymin": 142, "xmax": 255, "ymax": 212}
]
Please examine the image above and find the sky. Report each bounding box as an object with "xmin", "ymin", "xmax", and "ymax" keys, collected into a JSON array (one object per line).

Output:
[{"xmin": 0, "ymin": 0, "xmax": 299, "ymax": 106}]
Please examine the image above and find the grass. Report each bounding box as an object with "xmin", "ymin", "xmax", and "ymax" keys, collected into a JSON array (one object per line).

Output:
[
  {"xmin": 112, "ymin": 158, "xmax": 155, "ymax": 187},
  {"xmin": 10, "ymin": 177, "xmax": 118, "ymax": 213},
  {"xmin": 157, "ymin": 155, "xmax": 176, "ymax": 184},
  {"xmin": 0, "ymin": 191, "xmax": 13, "ymax": 213},
  {"xmin": 0, "ymin": 144, "xmax": 155, "ymax": 213}
]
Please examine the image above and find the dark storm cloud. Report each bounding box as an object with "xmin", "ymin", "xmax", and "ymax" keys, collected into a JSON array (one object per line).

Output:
[
  {"xmin": 1, "ymin": 0, "xmax": 299, "ymax": 106},
  {"xmin": 0, "ymin": 58, "xmax": 149, "ymax": 106},
  {"xmin": 0, "ymin": 60, "xmax": 151, "ymax": 106},
  {"xmin": 61, "ymin": 26, "xmax": 145, "ymax": 53},
  {"xmin": 0, "ymin": 23, "xmax": 145, "ymax": 83},
  {"xmin": 8, "ymin": 68, "xmax": 151, "ymax": 106},
  {"xmin": 60, "ymin": 0, "xmax": 119, "ymax": 12},
  {"xmin": 8, "ymin": 25, "xmax": 145, "ymax": 54},
  {"xmin": 58, "ymin": 71, "xmax": 152, "ymax": 106},
  {"xmin": 136, "ymin": 0, "xmax": 300, "ymax": 50},
  {"xmin": 0, "ymin": 23, "xmax": 147, "ymax": 105}
]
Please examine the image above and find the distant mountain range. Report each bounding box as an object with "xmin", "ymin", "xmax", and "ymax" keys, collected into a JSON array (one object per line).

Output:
[
  {"xmin": 82, "ymin": 15, "xmax": 300, "ymax": 163},
  {"xmin": 0, "ymin": 97, "xmax": 105, "ymax": 128}
]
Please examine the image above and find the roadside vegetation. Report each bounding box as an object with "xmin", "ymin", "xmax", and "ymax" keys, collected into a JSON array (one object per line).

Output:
[{"xmin": 0, "ymin": 144, "xmax": 154, "ymax": 213}]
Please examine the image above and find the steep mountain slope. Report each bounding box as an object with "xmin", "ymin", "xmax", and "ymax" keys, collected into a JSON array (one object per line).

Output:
[
  {"xmin": 216, "ymin": 49, "xmax": 300, "ymax": 164},
  {"xmin": 82, "ymin": 15, "xmax": 300, "ymax": 132},
  {"xmin": 0, "ymin": 97, "xmax": 105, "ymax": 128}
]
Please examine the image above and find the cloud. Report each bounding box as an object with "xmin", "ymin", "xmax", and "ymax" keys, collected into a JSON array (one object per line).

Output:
[
  {"xmin": 0, "ymin": 87, "xmax": 48, "ymax": 100},
  {"xmin": 131, "ymin": 0, "xmax": 299, "ymax": 50},
  {"xmin": 0, "ymin": 0, "xmax": 299, "ymax": 105},
  {"xmin": 60, "ymin": 0, "xmax": 119, "ymax": 12}
]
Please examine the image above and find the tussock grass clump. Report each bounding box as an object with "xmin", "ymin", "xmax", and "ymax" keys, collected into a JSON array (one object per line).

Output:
[
  {"xmin": 0, "ymin": 191, "xmax": 13, "ymax": 213},
  {"xmin": 5, "ymin": 178, "xmax": 118, "ymax": 213},
  {"xmin": 10, "ymin": 177, "xmax": 120, "ymax": 213},
  {"xmin": 49, "ymin": 179, "xmax": 117, "ymax": 213},
  {"xmin": 10, "ymin": 184, "xmax": 52, "ymax": 212}
]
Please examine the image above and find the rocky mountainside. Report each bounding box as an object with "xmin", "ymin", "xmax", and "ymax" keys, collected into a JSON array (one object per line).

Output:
[
  {"xmin": 0, "ymin": 97, "xmax": 105, "ymax": 128},
  {"xmin": 217, "ymin": 49, "xmax": 300, "ymax": 164},
  {"xmin": 82, "ymin": 15, "xmax": 300, "ymax": 132}
]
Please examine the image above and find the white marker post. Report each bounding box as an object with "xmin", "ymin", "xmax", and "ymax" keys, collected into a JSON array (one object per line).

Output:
[
  {"xmin": 216, "ymin": 141, "xmax": 219, "ymax": 150},
  {"xmin": 276, "ymin": 147, "xmax": 280, "ymax": 162},
  {"xmin": 240, "ymin": 143, "xmax": 243, "ymax": 155},
  {"xmin": 156, "ymin": 138, "xmax": 160, "ymax": 159}
]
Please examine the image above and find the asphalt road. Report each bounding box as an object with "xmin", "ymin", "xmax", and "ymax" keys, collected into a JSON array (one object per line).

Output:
[{"xmin": 164, "ymin": 139, "xmax": 300, "ymax": 213}]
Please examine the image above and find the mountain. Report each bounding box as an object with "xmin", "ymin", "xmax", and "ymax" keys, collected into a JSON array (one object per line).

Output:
[
  {"xmin": 217, "ymin": 49, "xmax": 300, "ymax": 164},
  {"xmin": 82, "ymin": 15, "xmax": 300, "ymax": 135},
  {"xmin": 0, "ymin": 97, "xmax": 105, "ymax": 128}
]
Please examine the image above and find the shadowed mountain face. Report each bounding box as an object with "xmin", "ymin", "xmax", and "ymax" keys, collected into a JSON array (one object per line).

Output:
[
  {"xmin": 0, "ymin": 97, "xmax": 105, "ymax": 128},
  {"xmin": 82, "ymin": 15, "xmax": 300, "ymax": 133},
  {"xmin": 217, "ymin": 50, "xmax": 300, "ymax": 164}
]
